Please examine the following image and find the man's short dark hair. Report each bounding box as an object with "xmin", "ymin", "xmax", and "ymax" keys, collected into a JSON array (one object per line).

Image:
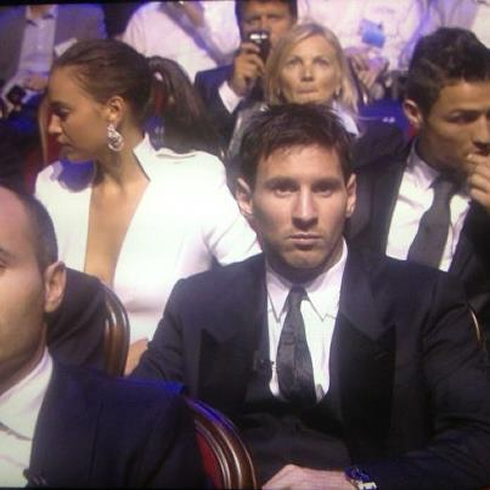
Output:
[
  {"xmin": 0, "ymin": 181, "xmax": 58, "ymax": 271},
  {"xmin": 406, "ymin": 27, "xmax": 490, "ymax": 116},
  {"xmin": 235, "ymin": 0, "xmax": 298, "ymax": 27},
  {"xmin": 239, "ymin": 103, "xmax": 353, "ymax": 187}
]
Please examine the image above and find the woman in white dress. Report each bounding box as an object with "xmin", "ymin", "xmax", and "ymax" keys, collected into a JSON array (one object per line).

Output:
[{"xmin": 36, "ymin": 39, "xmax": 258, "ymax": 373}]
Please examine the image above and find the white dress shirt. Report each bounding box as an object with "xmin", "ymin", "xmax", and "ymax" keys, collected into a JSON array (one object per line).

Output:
[
  {"xmin": 36, "ymin": 136, "xmax": 259, "ymax": 342},
  {"xmin": 266, "ymin": 241, "xmax": 347, "ymax": 401},
  {"xmin": 0, "ymin": 350, "xmax": 52, "ymax": 487},
  {"xmin": 122, "ymin": 1, "xmax": 238, "ymax": 81},
  {"xmin": 471, "ymin": 3, "xmax": 490, "ymax": 47},
  {"xmin": 386, "ymin": 146, "xmax": 471, "ymax": 271}
]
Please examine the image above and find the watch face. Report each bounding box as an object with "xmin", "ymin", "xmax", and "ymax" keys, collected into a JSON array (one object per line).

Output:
[{"xmin": 345, "ymin": 467, "xmax": 378, "ymax": 490}]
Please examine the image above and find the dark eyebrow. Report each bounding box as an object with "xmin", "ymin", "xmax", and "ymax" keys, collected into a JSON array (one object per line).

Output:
[{"xmin": 265, "ymin": 176, "xmax": 298, "ymax": 186}]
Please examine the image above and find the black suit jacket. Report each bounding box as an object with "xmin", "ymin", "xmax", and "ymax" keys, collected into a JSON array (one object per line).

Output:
[
  {"xmin": 27, "ymin": 362, "xmax": 203, "ymax": 488},
  {"xmin": 194, "ymin": 64, "xmax": 264, "ymax": 147},
  {"xmin": 347, "ymin": 145, "xmax": 490, "ymax": 350},
  {"xmin": 134, "ymin": 251, "xmax": 490, "ymax": 490},
  {"xmin": 46, "ymin": 268, "xmax": 106, "ymax": 371}
]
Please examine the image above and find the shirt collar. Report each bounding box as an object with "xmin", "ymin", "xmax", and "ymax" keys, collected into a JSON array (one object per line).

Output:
[
  {"xmin": 406, "ymin": 142, "xmax": 440, "ymax": 190},
  {"xmin": 0, "ymin": 350, "xmax": 53, "ymax": 440},
  {"xmin": 266, "ymin": 239, "xmax": 348, "ymax": 321},
  {"xmin": 332, "ymin": 101, "xmax": 359, "ymax": 137},
  {"xmin": 132, "ymin": 133, "xmax": 198, "ymax": 181}
]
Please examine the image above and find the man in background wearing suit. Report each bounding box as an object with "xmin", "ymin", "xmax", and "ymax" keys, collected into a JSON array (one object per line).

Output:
[
  {"xmin": 0, "ymin": 4, "xmax": 106, "ymax": 156},
  {"xmin": 0, "ymin": 183, "xmax": 204, "ymax": 488},
  {"xmin": 134, "ymin": 104, "xmax": 490, "ymax": 490},
  {"xmin": 194, "ymin": 0, "xmax": 297, "ymax": 146},
  {"xmin": 348, "ymin": 27, "xmax": 490, "ymax": 351}
]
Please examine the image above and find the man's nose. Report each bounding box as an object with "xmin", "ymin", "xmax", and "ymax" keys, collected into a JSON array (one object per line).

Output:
[
  {"xmin": 292, "ymin": 190, "xmax": 318, "ymax": 227},
  {"xmin": 259, "ymin": 16, "xmax": 271, "ymax": 32},
  {"xmin": 474, "ymin": 116, "xmax": 490, "ymax": 154}
]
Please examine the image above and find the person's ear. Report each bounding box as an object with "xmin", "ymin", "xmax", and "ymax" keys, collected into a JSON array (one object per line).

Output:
[
  {"xmin": 403, "ymin": 98, "xmax": 425, "ymax": 131},
  {"xmin": 345, "ymin": 173, "xmax": 357, "ymax": 218},
  {"xmin": 43, "ymin": 261, "xmax": 66, "ymax": 314},
  {"xmin": 235, "ymin": 177, "xmax": 255, "ymax": 223},
  {"xmin": 105, "ymin": 95, "xmax": 125, "ymax": 127}
]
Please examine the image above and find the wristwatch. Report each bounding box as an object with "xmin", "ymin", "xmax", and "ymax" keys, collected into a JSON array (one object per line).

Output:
[{"xmin": 344, "ymin": 466, "xmax": 378, "ymax": 490}]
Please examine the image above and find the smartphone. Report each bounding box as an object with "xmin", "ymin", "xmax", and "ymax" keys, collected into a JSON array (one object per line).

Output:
[
  {"xmin": 6, "ymin": 84, "xmax": 27, "ymax": 107},
  {"xmin": 247, "ymin": 30, "xmax": 271, "ymax": 62}
]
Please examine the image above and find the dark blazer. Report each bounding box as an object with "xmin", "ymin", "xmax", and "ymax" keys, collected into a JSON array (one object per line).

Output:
[
  {"xmin": 0, "ymin": 4, "xmax": 106, "ymax": 84},
  {"xmin": 347, "ymin": 144, "xmax": 490, "ymax": 350},
  {"xmin": 46, "ymin": 268, "xmax": 106, "ymax": 371},
  {"xmin": 27, "ymin": 362, "xmax": 203, "ymax": 488},
  {"xmin": 194, "ymin": 64, "xmax": 263, "ymax": 147},
  {"xmin": 134, "ymin": 251, "xmax": 490, "ymax": 490},
  {"xmin": 0, "ymin": 121, "xmax": 24, "ymax": 189}
]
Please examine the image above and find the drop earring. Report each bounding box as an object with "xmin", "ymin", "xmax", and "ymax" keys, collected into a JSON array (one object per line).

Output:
[{"xmin": 107, "ymin": 123, "xmax": 124, "ymax": 152}]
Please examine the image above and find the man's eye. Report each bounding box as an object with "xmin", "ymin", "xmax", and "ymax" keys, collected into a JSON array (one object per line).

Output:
[
  {"xmin": 448, "ymin": 113, "xmax": 478, "ymax": 124},
  {"xmin": 272, "ymin": 183, "xmax": 295, "ymax": 195}
]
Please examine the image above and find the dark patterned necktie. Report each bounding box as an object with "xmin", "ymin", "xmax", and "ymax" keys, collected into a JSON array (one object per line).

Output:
[
  {"xmin": 407, "ymin": 177, "xmax": 457, "ymax": 268},
  {"xmin": 276, "ymin": 286, "xmax": 316, "ymax": 407}
]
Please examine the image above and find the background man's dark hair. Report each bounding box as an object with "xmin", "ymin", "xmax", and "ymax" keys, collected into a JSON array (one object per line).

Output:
[
  {"xmin": 239, "ymin": 103, "xmax": 353, "ymax": 187},
  {"xmin": 0, "ymin": 181, "xmax": 58, "ymax": 271},
  {"xmin": 235, "ymin": 0, "xmax": 298, "ymax": 28},
  {"xmin": 406, "ymin": 27, "xmax": 490, "ymax": 116}
]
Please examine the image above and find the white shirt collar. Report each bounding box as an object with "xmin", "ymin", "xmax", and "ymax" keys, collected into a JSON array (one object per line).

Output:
[
  {"xmin": 132, "ymin": 134, "xmax": 199, "ymax": 180},
  {"xmin": 406, "ymin": 143, "xmax": 440, "ymax": 191},
  {"xmin": 0, "ymin": 350, "xmax": 53, "ymax": 440},
  {"xmin": 266, "ymin": 239, "xmax": 348, "ymax": 322}
]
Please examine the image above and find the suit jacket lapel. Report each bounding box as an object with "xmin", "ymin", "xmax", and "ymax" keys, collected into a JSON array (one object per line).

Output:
[
  {"xmin": 28, "ymin": 364, "xmax": 99, "ymax": 487},
  {"xmin": 332, "ymin": 250, "xmax": 396, "ymax": 461},
  {"xmin": 198, "ymin": 255, "xmax": 267, "ymax": 417},
  {"xmin": 451, "ymin": 202, "xmax": 490, "ymax": 277},
  {"xmin": 349, "ymin": 152, "xmax": 407, "ymax": 253}
]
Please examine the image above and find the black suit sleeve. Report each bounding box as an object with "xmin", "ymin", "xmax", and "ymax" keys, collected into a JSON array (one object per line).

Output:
[
  {"xmin": 362, "ymin": 274, "xmax": 490, "ymax": 490},
  {"xmin": 46, "ymin": 268, "xmax": 105, "ymax": 370},
  {"xmin": 136, "ymin": 391, "xmax": 206, "ymax": 488},
  {"xmin": 194, "ymin": 68, "xmax": 237, "ymax": 146}
]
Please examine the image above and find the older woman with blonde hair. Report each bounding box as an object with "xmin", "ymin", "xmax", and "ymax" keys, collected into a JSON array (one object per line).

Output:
[{"xmin": 266, "ymin": 23, "xmax": 358, "ymax": 114}]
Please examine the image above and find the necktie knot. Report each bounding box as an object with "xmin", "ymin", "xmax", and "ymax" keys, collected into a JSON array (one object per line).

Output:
[
  {"xmin": 432, "ymin": 176, "xmax": 457, "ymax": 200},
  {"xmin": 287, "ymin": 286, "xmax": 306, "ymax": 311}
]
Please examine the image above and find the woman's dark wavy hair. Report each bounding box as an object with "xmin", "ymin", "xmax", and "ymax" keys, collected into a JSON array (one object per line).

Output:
[{"xmin": 406, "ymin": 27, "xmax": 490, "ymax": 116}]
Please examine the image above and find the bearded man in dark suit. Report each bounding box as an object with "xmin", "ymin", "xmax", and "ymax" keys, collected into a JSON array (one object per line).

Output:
[
  {"xmin": 134, "ymin": 104, "xmax": 490, "ymax": 490},
  {"xmin": 347, "ymin": 27, "xmax": 490, "ymax": 352}
]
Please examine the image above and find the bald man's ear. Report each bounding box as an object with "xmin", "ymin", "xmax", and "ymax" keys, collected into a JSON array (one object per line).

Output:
[{"xmin": 43, "ymin": 261, "xmax": 66, "ymax": 314}]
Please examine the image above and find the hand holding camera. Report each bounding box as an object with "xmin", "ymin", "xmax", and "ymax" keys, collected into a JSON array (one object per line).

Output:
[{"xmin": 229, "ymin": 30, "xmax": 271, "ymax": 97}]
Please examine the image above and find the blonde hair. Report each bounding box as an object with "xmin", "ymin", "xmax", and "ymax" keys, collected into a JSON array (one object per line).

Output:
[{"xmin": 265, "ymin": 23, "xmax": 358, "ymax": 114}]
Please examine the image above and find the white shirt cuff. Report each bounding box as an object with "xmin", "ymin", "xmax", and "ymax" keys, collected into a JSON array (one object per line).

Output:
[{"xmin": 218, "ymin": 80, "xmax": 244, "ymax": 114}]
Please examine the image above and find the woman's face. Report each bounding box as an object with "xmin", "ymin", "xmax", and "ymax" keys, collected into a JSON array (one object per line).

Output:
[
  {"xmin": 278, "ymin": 34, "xmax": 342, "ymax": 105},
  {"xmin": 48, "ymin": 67, "xmax": 111, "ymax": 162}
]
